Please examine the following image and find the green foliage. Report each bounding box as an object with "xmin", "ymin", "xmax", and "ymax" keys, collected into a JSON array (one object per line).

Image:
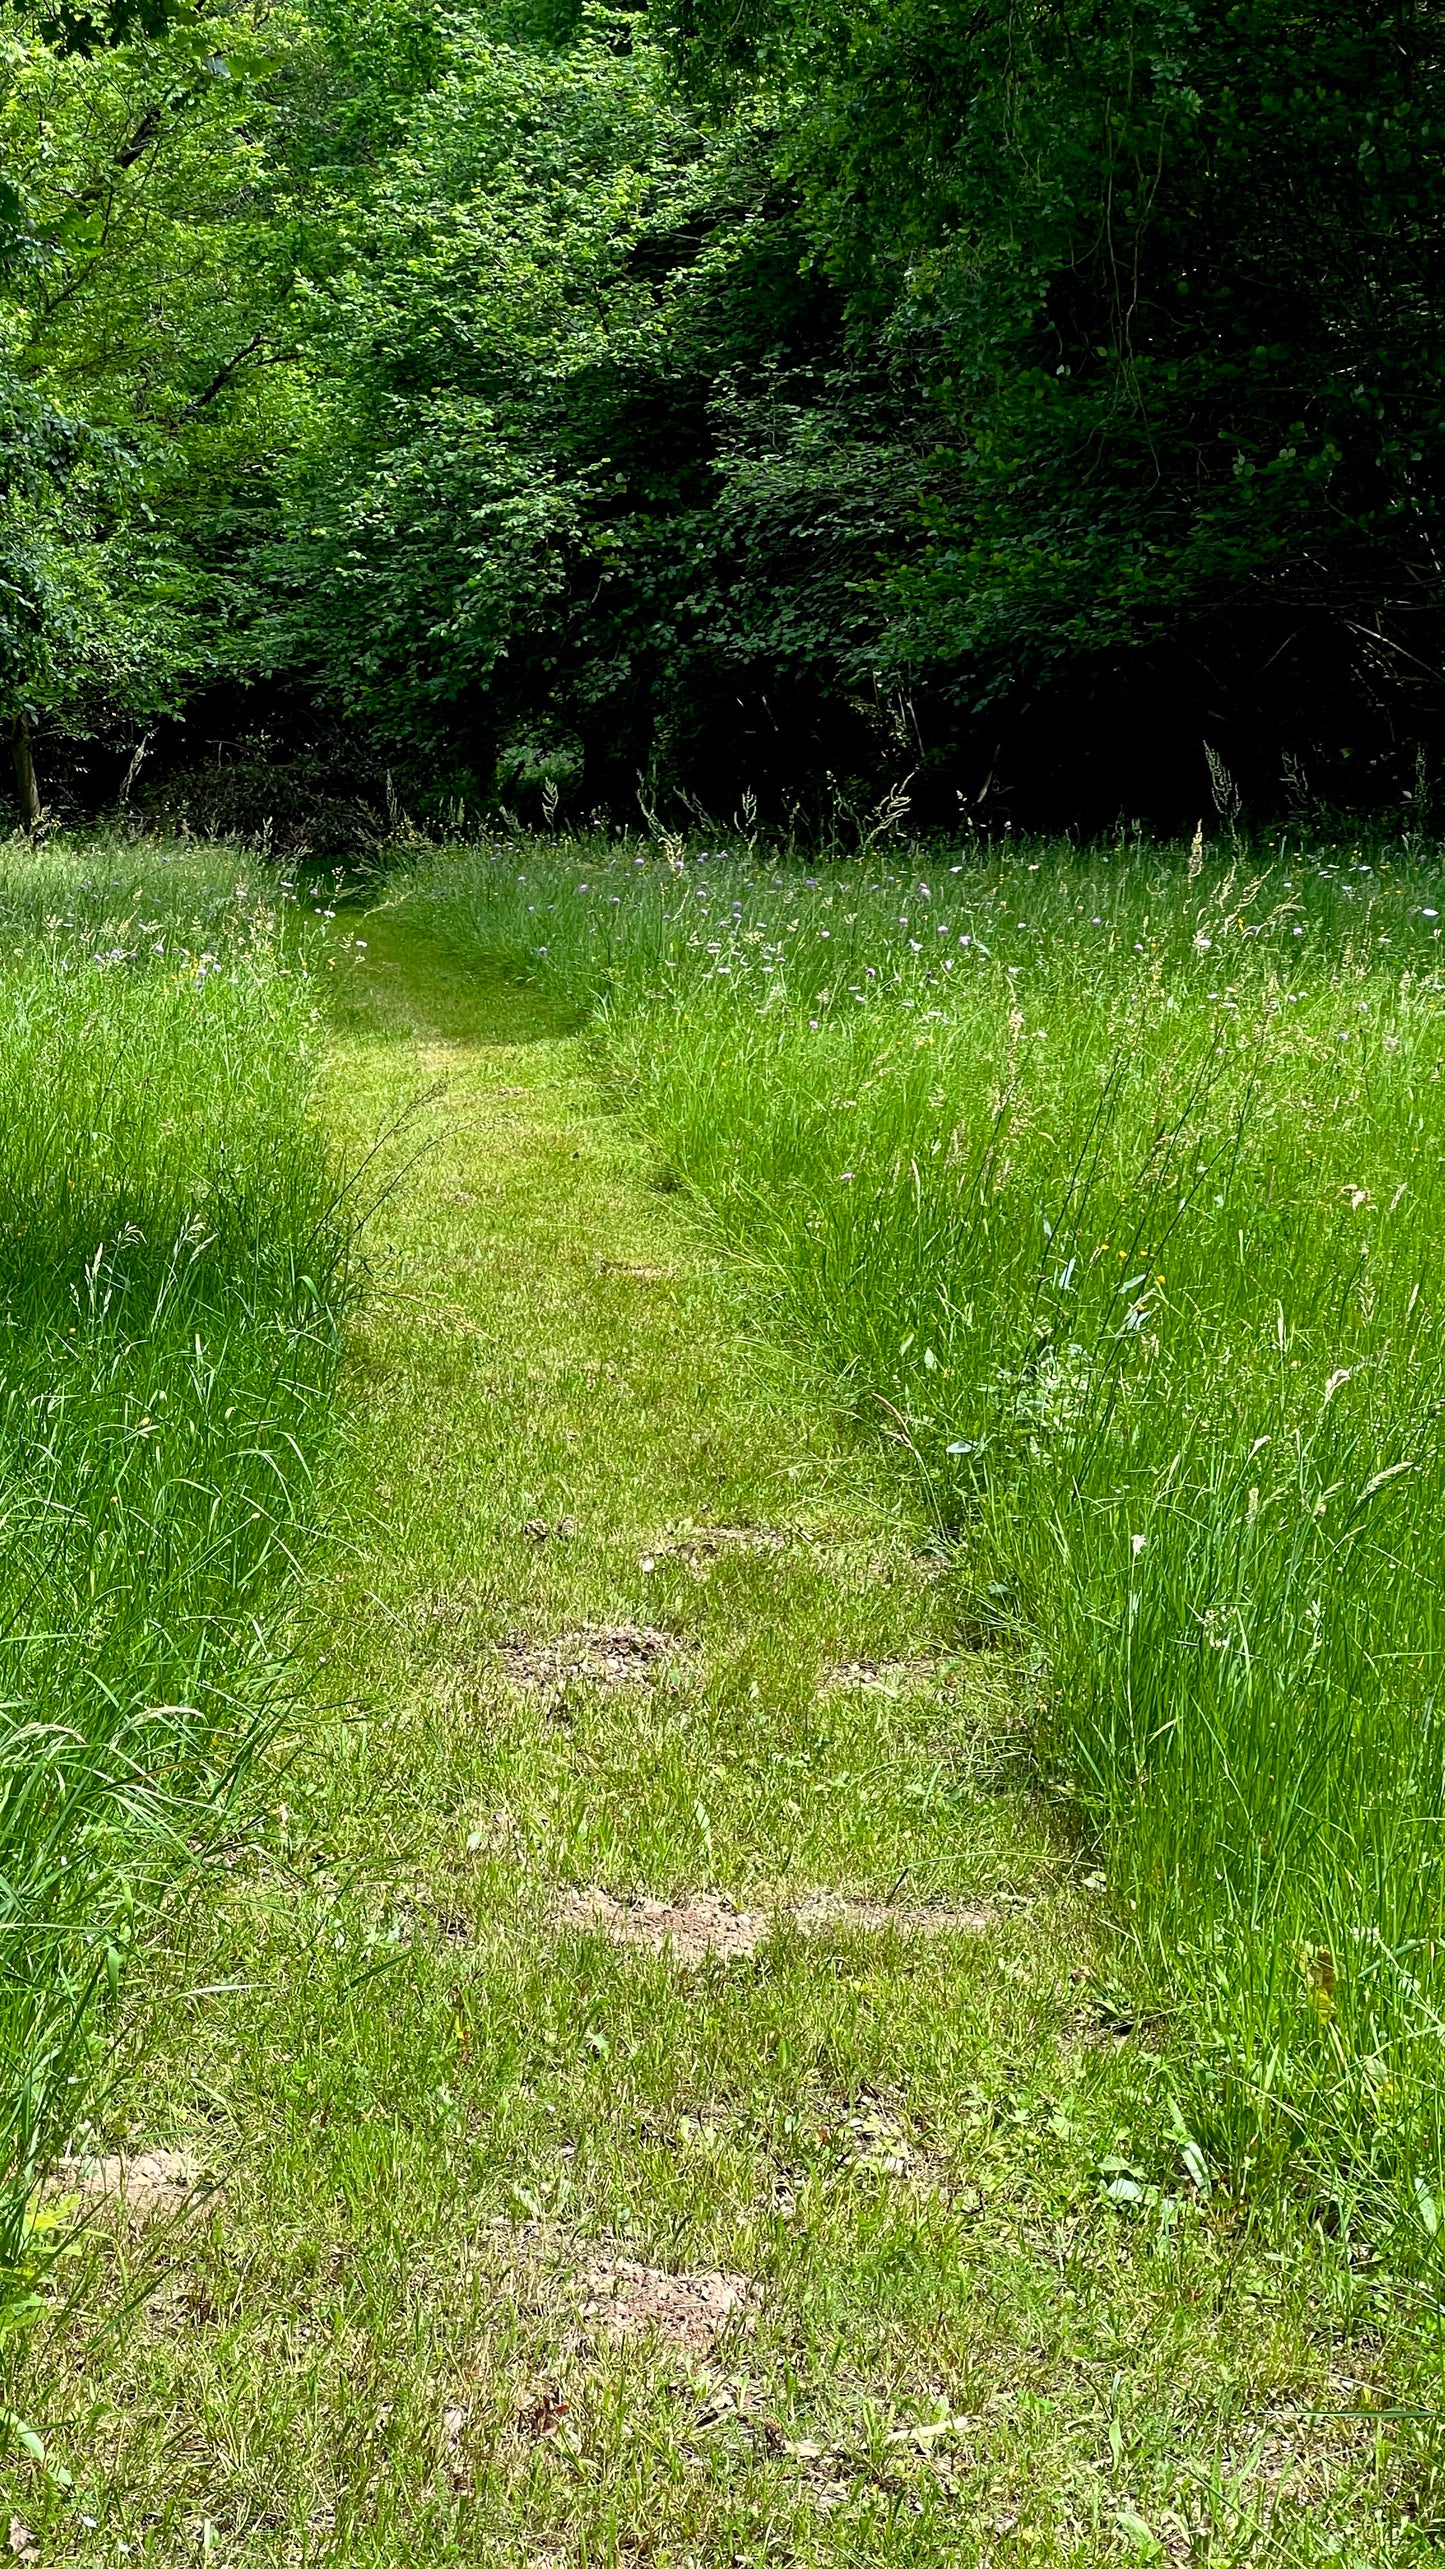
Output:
[
  {"xmin": 0, "ymin": 6, "xmax": 291, "ymax": 755},
  {"xmin": 265, "ymin": 14, "xmax": 707, "ymax": 763},
  {"xmin": 655, "ymin": 0, "xmax": 1445, "ymax": 789},
  {"xmin": 0, "ymin": 0, "xmax": 454, "ymax": 789},
  {"xmin": 5, "ymin": 0, "xmax": 1445, "ymax": 816},
  {"xmin": 250, "ymin": 0, "xmax": 1445, "ymax": 818}
]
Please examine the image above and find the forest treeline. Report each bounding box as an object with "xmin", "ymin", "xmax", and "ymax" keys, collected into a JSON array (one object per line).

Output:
[{"xmin": 2, "ymin": 0, "xmax": 1443, "ymax": 836}]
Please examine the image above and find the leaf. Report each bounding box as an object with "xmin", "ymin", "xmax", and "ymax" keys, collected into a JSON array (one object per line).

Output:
[
  {"xmin": 1114, "ymin": 2509, "xmax": 1159, "ymax": 2554},
  {"xmin": 1178, "ymin": 2138, "xmax": 1211, "ymax": 2196},
  {"xmin": 1104, "ymin": 2175, "xmax": 1144, "ymax": 2204},
  {"xmin": 885, "ymin": 2414, "xmax": 969, "ymax": 2447}
]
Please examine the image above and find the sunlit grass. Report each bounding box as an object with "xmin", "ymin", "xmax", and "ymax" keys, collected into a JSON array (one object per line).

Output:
[
  {"xmin": 0, "ymin": 839, "xmax": 355, "ymax": 2288},
  {"xmin": 14, "ymin": 906, "xmax": 1418, "ymax": 2569},
  {"xmin": 402, "ymin": 826, "xmax": 1445, "ymax": 2245}
]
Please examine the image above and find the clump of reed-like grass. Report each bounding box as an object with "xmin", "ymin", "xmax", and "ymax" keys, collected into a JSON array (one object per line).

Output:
[
  {"xmin": 0, "ymin": 840, "xmax": 355, "ymax": 2296},
  {"xmin": 404, "ymin": 826, "xmax": 1445, "ymax": 2249}
]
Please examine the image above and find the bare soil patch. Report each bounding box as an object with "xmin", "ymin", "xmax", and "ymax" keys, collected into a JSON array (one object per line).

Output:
[
  {"xmin": 556, "ymin": 1889, "xmax": 768, "ymax": 1962},
  {"xmin": 555, "ymin": 1887, "xmax": 990, "ymax": 1959},
  {"xmin": 501, "ymin": 1624, "xmax": 693, "ymax": 1691},
  {"xmin": 49, "ymin": 2149, "xmax": 206, "ymax": 2220},
  {"xmin": 821, "ymin": 1655, "xmax": 943, "ymax": 1694},
  {"xmin": 654, "ymin": 1522, "xmax": 795, "ymax": 1566},
  {"xmin": 580, "ymin": 2256, "xmax": 754, "ymax": 2359},
  {"xmin": 521, "ymin": 1514, "xmax": 581, "ymax": 1543},
  {"xmin": 485, "ymin": 2221, "xmax": 756, "ymax": 2365}
]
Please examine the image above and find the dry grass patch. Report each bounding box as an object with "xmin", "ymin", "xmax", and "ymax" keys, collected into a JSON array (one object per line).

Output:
[
  {"xmin": 48, "ymin": 2150, "xmax": 208, "ymax": 2221},
  {"xmin": 555, "ymin": 1886, "xmax": 991, "ymax": 1960},
  {"xmin": 500, "ymin": 1623, "xmax": 694, "ymax": 1691},
  {"xmin": 555, "ymin": 1888, "xmax": 767, "ymax": 1961},
  {"xmin": 520, "ymin": 1514, "xmax": 581, "ymax": 1542},
  {"xmin": 578, "ymin": 2256, "xmax": 755, "ymax": 2360},
  {"xmin": 653, "ymin": 1522, "xmax": 797, "ymax": 1565},
  {"xmin": 479, "ymin": 2221, "xmax": 757, "ymax": 2367},
  {"xmin": 820, "ymin": 1654, "xmax": 952, "ymax": 1695}
]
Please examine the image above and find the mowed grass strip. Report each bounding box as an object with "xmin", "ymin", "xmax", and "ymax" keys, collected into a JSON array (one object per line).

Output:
[{"xmin": 6, "ymin": 908, "xmax": 1436, "ymax": 2567}]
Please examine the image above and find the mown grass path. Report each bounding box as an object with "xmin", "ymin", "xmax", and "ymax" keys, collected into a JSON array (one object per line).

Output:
[{"xmin": 11, "ymin": 915, "xmax": 1427, "ymax": 2566}]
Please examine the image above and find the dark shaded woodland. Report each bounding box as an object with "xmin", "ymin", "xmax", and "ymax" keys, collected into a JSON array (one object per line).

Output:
[{"xmin": 4, "ymin": 0, "xmax": 1444, "ymax": 837}]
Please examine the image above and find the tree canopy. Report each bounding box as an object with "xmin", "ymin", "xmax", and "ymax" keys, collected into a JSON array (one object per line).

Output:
[{"xmin": 2, "ymin": 0, "xmax": 1443, "ymax": 831}]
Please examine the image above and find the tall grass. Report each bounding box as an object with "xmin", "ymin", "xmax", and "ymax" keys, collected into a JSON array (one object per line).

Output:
[
  {"xmin": 406, "ymin": 828, "xmax": 1445, "ymax": 2243},
  {"xmin": 0, "ymin": 840, "xmax": 354, "ymax": 2290}
]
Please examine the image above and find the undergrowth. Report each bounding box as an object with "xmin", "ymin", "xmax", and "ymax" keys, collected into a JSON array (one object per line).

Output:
[
  {"xmin": 401, "ymin": 825, "xmax": 1445, "ymax": 2257},
  {"xmin": 0, "ymin": 838, "xmax": 355, "ymax": 2304}
]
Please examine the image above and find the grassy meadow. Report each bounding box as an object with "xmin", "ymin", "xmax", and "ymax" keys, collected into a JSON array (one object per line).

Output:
[
  {"xmin": 0, "ymin": 840, "xmax": 353, "ymax": 2309},
  {"xmin": 5, "ymin": 853, "xmax": 1444, "ymax": 2564},
  {"xmin": 399, "ymin": 829, "xmax": 1445, "ymax": 2245},
  {"xmin": 7, "ymin": 901, "xmax": 1427, "ymax": 2569}
]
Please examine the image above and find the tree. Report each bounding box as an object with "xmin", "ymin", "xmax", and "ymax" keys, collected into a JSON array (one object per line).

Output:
[
  {"xmin": 0, "ymin": 0, "xmax": 365, "ymax": 823},
  {"xmin": 7, "ymin": 0, "xmax": 1443, "ymax": 831},
  {"xmin": 658, "ymin": 0, "xmax": 1445, "ymax": 816}
]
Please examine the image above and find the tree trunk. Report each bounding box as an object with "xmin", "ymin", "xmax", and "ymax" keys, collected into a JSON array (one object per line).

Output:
[{"xmin": 10, "ymin": 713, "xmax": 39, "ymax": 834}]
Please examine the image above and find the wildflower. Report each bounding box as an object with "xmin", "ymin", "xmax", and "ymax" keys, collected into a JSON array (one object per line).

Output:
[{"xmin": 1131, "ymin": 1533, "xmax": 1147, "ymax": 1556}]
